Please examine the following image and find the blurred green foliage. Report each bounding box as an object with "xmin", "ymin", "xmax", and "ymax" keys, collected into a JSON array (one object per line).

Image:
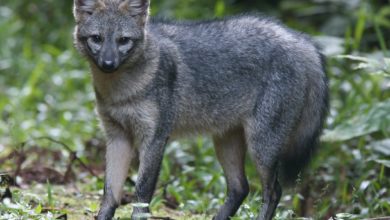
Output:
[{"xmin": 0, "ymin": 0, "xmax": 389, "ymax": 219}]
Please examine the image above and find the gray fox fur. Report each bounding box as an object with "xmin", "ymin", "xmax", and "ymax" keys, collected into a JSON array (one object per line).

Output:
[{"xmin": 73, "ymin": 0, "xmax": 329, "ymax": 219}]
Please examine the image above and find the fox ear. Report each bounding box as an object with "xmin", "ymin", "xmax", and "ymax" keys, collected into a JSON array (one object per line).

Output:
[
  {"xmin": 74, "ymin": 0, "xmax": 105, "ymax": 21},
  {"xmin": 119, "ymin": 0, "xmax": 150, "ymax": 24}
]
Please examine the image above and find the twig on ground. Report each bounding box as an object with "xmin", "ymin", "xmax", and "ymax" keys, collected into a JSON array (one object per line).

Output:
[{"xmin": 35, "ymin": 136, "xmax": 100, "ymax": 180}]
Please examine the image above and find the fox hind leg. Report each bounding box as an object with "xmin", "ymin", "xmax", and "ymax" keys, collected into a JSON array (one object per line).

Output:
[
  {"xmin": 245, "ymin": 120, "xmax": 284, "ymax": 220},
  {"xmin": 244, "ymin": 91, "xmax": 300, "ymax": 220},
  {"xmin": 213, "ymin": 128, "xmax": 249, "ymax": 220}
]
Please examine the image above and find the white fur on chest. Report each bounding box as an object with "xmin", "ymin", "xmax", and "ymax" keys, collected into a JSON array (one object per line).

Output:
[{"xmin": 98, "ymin": 99, "xmax": 159, "ymax": 144}]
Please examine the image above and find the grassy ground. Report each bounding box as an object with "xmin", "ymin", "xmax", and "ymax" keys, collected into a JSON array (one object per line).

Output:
[{"xmin": 4, "ymin": 184, "xmax": 211, "ymax": 220}]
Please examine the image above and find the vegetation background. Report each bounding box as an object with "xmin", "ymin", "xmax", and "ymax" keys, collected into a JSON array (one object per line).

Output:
[{"xmin": 0, "ymin": 0, "xmax": 389, "ymax": 219}]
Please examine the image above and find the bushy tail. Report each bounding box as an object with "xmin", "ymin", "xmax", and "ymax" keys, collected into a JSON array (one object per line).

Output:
[
  {"xmin": 279, "ymin": 123, "xmax": 324, "ymax": 185},
  {"xmin": 280, "ymin": 53, "xmax": 329, "ymax": 185}
]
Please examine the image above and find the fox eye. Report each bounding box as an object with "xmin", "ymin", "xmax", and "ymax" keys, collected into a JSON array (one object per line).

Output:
[
  {"xmin": 118, "ymin": 37, "xmax": 131, "ymax": 45},
  {"xmin": 91, "ymin": 35, "xmax": 103, "ymax": 44}
]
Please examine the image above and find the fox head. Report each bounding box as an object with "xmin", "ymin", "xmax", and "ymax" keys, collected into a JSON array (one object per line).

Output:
[{"xmin": 73, "ymin": 0, "xmax": 150, "ymax": 73}]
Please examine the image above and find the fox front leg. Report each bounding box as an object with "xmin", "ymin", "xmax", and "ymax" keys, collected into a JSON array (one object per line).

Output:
[
  {"xmin": 131, "ymin": 135, "xmax": 168, "ymax": 220},
  {"xmin": 97, "ymin": 130, "xmax": 135, "ymax": 220}
]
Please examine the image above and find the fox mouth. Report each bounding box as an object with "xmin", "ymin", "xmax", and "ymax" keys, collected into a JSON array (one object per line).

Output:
[{"xmin": 100, "ymin": 68, "xmax": 119, "ymax": 74}]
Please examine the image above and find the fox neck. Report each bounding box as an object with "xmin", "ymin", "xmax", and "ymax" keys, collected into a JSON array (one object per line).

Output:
[{"xmin": 91, "ymin": 34, "xmax": 160, "ymax": 105}]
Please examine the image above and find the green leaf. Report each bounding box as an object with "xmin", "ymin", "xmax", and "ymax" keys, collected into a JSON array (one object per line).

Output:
[
  {"xmin": 34, "ymin": 203, "xmax": 42, "ymax": 214},
  {"xmin": 337, "ymin": 54, "xmax": 390, "ymax": 76},
  {"xmin": 47, "ymin": 180, "xmax": 53, "ymax": 208},
  {"xmin": 374, "ymin": 159, "xmax": 390, "ymax": 168},
  {"xmin": 314, "ymin": 36, "xmax": 344, "ymax": 56},
  {"xmin": 132, "ymin": 212, "xmax": 152, "ymax": 219},
  {"xmin": 334, "ymin": 213, "xmax": 357, "ymax": 219},
  {"xmin": 368, "ymin": 139, "xmax": 390, "ymax": 156},
  {"xmin": 214, "ymin": 0, "xmax": 225, "ymax": 17},
  {"xmin": 322, "ymin": 100, "xmax": 390, "ymax": 142},
  {"xmin": 88, "ymin": 202, "xmax": 99, "ymax": 213},
  {"xmin": 353, "ymin": 5, "xmax": 367, "ymax": 50}
]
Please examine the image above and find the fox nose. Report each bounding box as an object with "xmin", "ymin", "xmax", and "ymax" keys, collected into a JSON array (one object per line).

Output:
[{"xmin": 102, "ymin": 60, "xmax": 115, "ymax": 71}]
